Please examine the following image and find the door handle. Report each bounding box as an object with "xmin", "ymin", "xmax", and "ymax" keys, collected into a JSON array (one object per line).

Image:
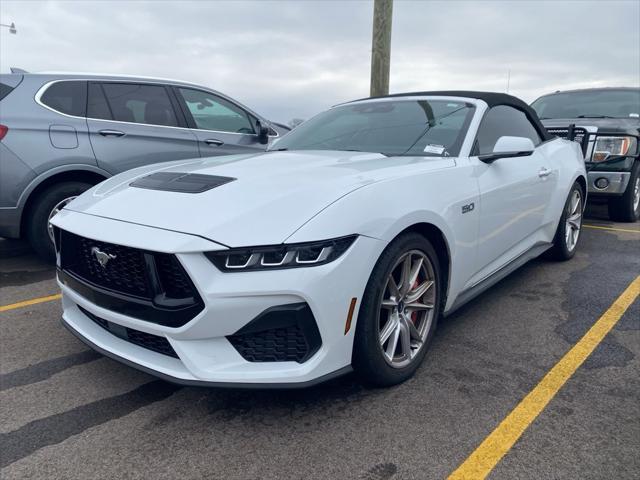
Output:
[
  {"xmin": 204, "ymin": 138, "xmax": 224, "ymax": 146},
  {"xmin": 98, "ymin": 129, "xmax": 125, "ymax": 137},
  {"xmin": 538, "ymin": 167, "xmax": 552, "ymax": 178}
]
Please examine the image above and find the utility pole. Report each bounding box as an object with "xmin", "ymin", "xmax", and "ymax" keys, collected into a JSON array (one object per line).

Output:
[{"xmin": 370, "ymin": 0, "xmax": 393, "ymax": 97}]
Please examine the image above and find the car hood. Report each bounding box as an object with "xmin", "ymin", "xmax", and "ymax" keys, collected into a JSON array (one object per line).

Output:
[{"xmin": 65, "ymin": 150, "xmax": 455, "ymax": 247}]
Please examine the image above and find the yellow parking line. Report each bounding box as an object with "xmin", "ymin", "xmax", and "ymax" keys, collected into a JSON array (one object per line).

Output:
[
  {"xmin": 0, "ymin": 293, "xmax": 62, "ymax": 312},
  {"xmin": 448, "ymin": 275, "xmax": 640, "ymax": 480},
  {"xmin": 584, "ymin": 224, "xmax": 640, "ymax": 234}
]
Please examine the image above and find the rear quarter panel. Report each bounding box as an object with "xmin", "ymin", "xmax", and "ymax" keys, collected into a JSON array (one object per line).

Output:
[{"xmin": 2, "ymin": 76, "xmax": 97, "ymax": 175}]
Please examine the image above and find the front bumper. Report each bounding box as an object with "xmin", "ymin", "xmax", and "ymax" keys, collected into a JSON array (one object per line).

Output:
[
  {"xmin": 587, "ymin": 171, "xmax": 630, "ymax": 196},
  {"xmin": 54, "ymin": 213, "xmax": 383, "ymax": 387}
]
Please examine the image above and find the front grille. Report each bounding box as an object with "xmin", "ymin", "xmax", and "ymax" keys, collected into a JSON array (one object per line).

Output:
[
  {"xmin": 155, "ymin": 254, "xmax": 194, "ymax": 299},
  {"xmin": 58, "ymin": 229, "xmax": 204, "ymax": 328},
  {"xmin": 79, "ymin": 306, "xmax": 179, "ymax": 358},
  {"xmin": 228, "ymin": 325, "xmax": 311, "ymax": 362},
  {"xmin": 74, "ymin": 236, "xmax": 149, "ymax": 297},
  {"xmin": 61, "ymin": 230, "xmax": 198, "ymax": 301}
]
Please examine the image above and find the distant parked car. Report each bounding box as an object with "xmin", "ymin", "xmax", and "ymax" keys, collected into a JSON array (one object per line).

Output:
[
  {"xmin": 0, "ymin": 72, "xmax": 289, "ymax": 260},
  {"xmin": 531, "ymin": 87, "xmax": 640, "ymax": 222}
]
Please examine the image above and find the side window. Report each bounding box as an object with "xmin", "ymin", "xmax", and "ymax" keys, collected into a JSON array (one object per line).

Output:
[
  {"xmin": 40, "ymin": 81, "xmax": 87, "ymax": 117},
  {"xmin": 100, "ymin": 83, "xmax": 179, "ymax": 127},
  {"xmin": 177, "ymin": 88, "xmax": 255, "ymax": 134},
  {"xmin": 0, "ymin": 82, "xmax": 15, "ymax": 101},
  {"xmin": 475, "ymin": 105, "xmax": 542, "ymax": 154},
  {"xmin": 87, "ymin": 83, "xmax": 112, "ymax": 120}
]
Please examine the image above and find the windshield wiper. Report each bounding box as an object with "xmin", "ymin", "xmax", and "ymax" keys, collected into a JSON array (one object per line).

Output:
[
  {"xmin": 577, "ymin": 114, "xmax": 615, "ymax": 118},
  {"xmin": 341, "ymin": 149, "xmax": 390, "ymax": 156}
]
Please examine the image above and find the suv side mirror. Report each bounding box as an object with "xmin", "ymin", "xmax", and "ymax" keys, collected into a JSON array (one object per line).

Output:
[
  {"xmin": 256, "ymin": 121, "xmax": 270, "ymax": 145},
  {"xmin": 479, "ymin": 136, "xmax": 535, "ymax": 164}
]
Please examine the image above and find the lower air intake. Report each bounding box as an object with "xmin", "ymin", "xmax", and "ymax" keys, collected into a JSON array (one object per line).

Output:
[
  {"xmin": 79, "ymin": 306, "xmax": 179, "ymax": 359},
  {"xmin": 227, "ymin": 303, "xmax": 321, "ymax": 363},
  {"xmin": 228, "ymin": 325, "xmax": 310, "ymax": 362}
]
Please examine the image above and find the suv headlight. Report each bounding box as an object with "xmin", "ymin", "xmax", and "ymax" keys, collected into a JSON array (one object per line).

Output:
[
  {"xmin": 591, "ymin": 136, "xmax": 634, "ymax": 162},
  {"xmin": 205, "ymin": 235, "xmax": 357, "ymax": 272}
]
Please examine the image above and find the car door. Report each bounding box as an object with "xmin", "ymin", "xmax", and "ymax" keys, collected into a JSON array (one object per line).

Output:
[
  {"xmin": 472, "ymin": 105, "xmax": 557, "ymax": 281},
  {"xmin": 173, "ymin": 87, "xmax": 268, "ymax": 157},
  {"xmin": 86, "ymin": 82, "xmax": 199, "ymax": 174}
]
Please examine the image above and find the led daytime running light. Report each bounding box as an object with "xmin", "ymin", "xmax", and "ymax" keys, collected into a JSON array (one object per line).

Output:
[{"xmin": 205, "ymin": 236, "xmax": 357, "ymax": 272}]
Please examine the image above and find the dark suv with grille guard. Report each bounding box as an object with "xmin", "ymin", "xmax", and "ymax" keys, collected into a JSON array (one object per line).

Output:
[
  {"xmin": 0, "ymin": 72, "xmax": 289, "ymax": 261},
  {"xmin": 532, "ymin": 87, "xmax": 640, "ymax": 222}
]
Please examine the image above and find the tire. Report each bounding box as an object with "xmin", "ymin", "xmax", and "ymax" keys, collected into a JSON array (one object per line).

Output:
[
  {"xmin": 352, "ymin": 233, "xmax": 442, "ymax": 387},
  {"xmin": 608, "ymin": 161, "xmax": 640, "ymax": 222},
  {"xmin": 547, "ymin": 181, "xmax": 584, "ymax": 261},
  {"xmin": 26, "ymin": 181, "xmax": 93, "ymax": 262}
]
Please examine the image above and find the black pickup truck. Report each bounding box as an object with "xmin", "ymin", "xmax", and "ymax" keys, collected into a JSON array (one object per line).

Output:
[{"xmin": 531, "ymin": 87, "xmax": 640, "ymax": 222}]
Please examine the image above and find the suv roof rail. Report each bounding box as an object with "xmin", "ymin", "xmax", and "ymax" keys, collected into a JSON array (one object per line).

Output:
[{"xmin": 10, "ymin": 67, "xmax": 28, "ymax": 74}]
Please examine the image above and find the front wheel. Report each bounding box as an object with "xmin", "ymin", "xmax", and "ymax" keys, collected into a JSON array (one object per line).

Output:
[
  {"xmin": 608, "ymin": 162, "xmax": 640, "ymax": 222},
  {"xmin": 352, "ymin": 233, "xmax": 441, "ymax": 387},
  {"xmin": 547, "ymin": 181, "xmax": 584, "ymax": 261}
]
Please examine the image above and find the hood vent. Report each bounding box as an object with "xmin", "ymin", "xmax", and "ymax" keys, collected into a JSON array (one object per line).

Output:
[{"xmin": 130, "ymin": 172, "xmax": 236, "ymax": 193}]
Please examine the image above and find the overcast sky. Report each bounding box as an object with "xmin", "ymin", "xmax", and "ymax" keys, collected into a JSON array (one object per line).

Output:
[{"xmin": 1, "ymin": 0, "xmax": 638, "ymax": 123}]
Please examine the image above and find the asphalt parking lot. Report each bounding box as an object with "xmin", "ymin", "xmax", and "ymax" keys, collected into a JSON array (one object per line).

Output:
[{"xmin": 1, "ymin": 205, "xmax": 638, "ymax": 480}]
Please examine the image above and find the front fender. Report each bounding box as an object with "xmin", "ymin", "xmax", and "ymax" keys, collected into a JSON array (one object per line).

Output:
[{"xmin": 286, "ymin": 162, "xmax": 480, "ymax": 309}]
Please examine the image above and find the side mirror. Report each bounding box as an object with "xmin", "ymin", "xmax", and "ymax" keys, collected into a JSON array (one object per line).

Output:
[
  {"xmin": 479, "ymin": 136, "xmax": 535, "ymax": 164},
  {"xmin": 256, "ymin": 121, "xmax": 270, "ymax": 145}
]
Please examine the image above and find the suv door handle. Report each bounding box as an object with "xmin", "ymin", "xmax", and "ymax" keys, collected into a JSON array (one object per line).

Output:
[
  {"xmin": 204, "ymin": 138, "xmax": 224, "ymax": 146},
  {"xmin": 538, "ymin": 167, "xmax": 552, "ymax": 178},
  {"xmin": 98, "ymin": 129, "xmax": 125, "ymax": 137}
]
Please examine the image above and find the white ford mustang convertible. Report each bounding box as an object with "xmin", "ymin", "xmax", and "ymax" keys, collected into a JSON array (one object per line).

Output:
[{"xmin": 51, "ymin": 91, "xmax": 586, "ymax": 387}]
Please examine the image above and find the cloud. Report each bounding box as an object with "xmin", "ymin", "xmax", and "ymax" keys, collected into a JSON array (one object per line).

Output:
[{"xmin": 1, "ymin": 0, "xmax": 638, "ymax": 123}]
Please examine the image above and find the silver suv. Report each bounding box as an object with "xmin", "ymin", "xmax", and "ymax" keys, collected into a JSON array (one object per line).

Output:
[{"xmin": 0, "ymin": 72, "xmax": 289, "ymax": 260}]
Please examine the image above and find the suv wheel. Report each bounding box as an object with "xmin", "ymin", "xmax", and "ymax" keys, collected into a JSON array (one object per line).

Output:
[
  {"xmin": 352, "ymin": 233, "xmax": 441, "ymax": 387},
  {"xmin": 26, "ymin": 181, "xmax": 93, "ymax": 262},
  {"xmin": 608, "ymin": 161, "xmax": 640, "ymax": 222}
]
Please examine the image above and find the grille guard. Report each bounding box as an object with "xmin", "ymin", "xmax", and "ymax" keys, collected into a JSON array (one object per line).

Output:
[{"xmin": 546, "ymin": 126, "xmax": 639, "ymax": 171}]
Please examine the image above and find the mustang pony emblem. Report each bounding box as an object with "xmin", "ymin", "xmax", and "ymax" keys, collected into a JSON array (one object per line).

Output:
[{"xmin": 91, "ymin": 247, "xmax": 116, "ymax": 268}]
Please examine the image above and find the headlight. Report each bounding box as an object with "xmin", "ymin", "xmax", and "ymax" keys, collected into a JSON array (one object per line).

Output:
[
  {"xmin": 591, "ymin": 136, "xmax": 634, "ymax": 162},
  {"xmin": 205, "ymin": 235, "xmax": 357, "ymax": 272}
]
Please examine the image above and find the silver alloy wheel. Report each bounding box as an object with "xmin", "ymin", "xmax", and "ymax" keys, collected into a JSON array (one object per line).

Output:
[
  {"xmin": 47, "ymin": 196, "xmax": 77, "ymax": 243},
  {"xmin": 565, "ymin": 189, "xmax": 583, "ymax": 252},
  {"xmin": 378, "ymin": 250, "xmax": 436, "ymax": 368},
  {"xmin": 633, "ymin": 177, "xmax": 640, "ymax": 212}
]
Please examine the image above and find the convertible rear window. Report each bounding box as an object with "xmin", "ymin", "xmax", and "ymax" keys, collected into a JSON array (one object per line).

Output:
[{"xmin": 270, "ymin": 100, "xmax": 475, "ymax": 157}]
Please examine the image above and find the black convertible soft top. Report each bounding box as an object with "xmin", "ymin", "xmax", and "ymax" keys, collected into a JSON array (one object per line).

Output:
[{"xmin": 350, "ymin": 90, "xmax": 553, "ymax": 141}]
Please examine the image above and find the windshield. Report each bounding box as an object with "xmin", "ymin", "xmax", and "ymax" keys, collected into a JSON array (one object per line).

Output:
[
  {"xmin": 270, "ymin": 100, "xmax": 476, "ymax": 157},
  {"xmin": 531, "ymin": 89, "xmax": 640, "ymax": 119}
]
